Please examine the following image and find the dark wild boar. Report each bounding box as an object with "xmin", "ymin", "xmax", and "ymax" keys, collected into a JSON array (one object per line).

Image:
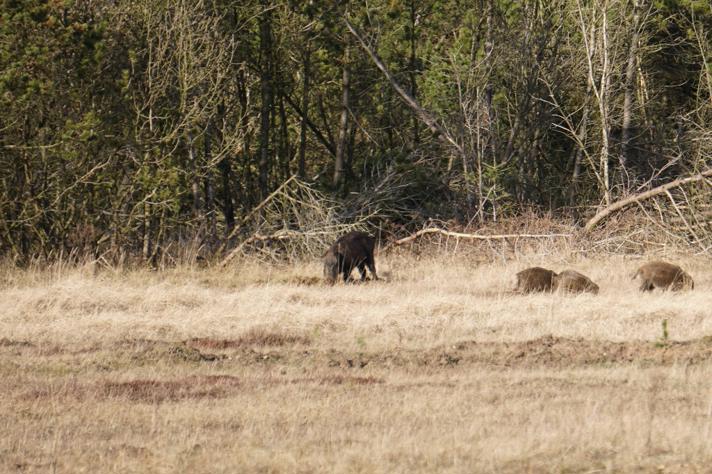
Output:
[
  {"xmin": 323, "ymin": 231, "xmax": 378, "ymax": 284},
  {"xmin": 633, "ymin": 261, "xmax": 694, "ymax": 291},
  {"xmin": 553, "ymin": 269, "xmax": 599, "ymax": 294},
  {"xmin": 515, "ymin": 267, "xmax": 557, "ymax": 293}
]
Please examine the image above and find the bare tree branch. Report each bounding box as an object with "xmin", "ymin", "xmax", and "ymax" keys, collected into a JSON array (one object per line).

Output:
[
  {"xmin": 344, "ymin": 17, "xmax": 466, "ymax": 160},
  {"xmin": 584, "ymin": 169, "xmax": 712, "ymax": 231}
]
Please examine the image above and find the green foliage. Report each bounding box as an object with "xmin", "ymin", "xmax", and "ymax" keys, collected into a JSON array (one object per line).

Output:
[{"xmin": 0, "ymin": 0, "xmax": 710, "ymax": 260}]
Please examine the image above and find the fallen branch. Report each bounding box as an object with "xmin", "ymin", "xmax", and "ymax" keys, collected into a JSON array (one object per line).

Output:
[
  {"xmin": 584, "ymin": 169, "xmax": 712, "ymax": 232},
  {"xmin": 219, "ymin": 228, "xmax": 351, "ymax": 266},
  {"xmin": 390, "ymin": 228, "xmax": 573, "ymax": 246},
  {"xmin": 221, "ymin": 175, "xmax": 298, "ymax": 244}
]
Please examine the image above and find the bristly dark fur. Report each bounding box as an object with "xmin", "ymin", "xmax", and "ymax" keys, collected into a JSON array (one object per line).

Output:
[{"xmin": 323, "ymin": 231, "xmax": 378, "ymax": 284}]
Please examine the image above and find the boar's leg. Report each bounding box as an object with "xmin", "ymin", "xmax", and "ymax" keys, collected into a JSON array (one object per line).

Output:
[
  {"xmin": 357, "ymin": 262, "xmax": 368, "ymax": 281},
  {"xmin": 366, "ymin": 255, "xmax": 378, "ymax": 280},
  {"xmin": 639, "ymin": 280, "xmax": 654, "ymax": 292},
  {"xmin": 337, "ymin": 255, "xmax": 351, "ymax": 282}
]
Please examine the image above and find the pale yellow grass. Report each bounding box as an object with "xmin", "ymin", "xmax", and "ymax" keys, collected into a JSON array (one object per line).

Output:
[{"xmin": 2, "ymin": 252, "xmax": 712, "ymax": 473}]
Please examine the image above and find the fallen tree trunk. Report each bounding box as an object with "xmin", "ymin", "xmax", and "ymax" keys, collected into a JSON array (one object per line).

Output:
[
  {"xmin": 391, "ymin": 228, "xmax": 573, "ymax": 246},
  {"xmin": 584, "ymin": 169, "xmax": 712, "ymax": 232}
]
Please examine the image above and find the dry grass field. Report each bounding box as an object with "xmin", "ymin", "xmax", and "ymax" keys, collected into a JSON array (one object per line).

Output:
[{"xmin": 2, "ymin": 249, "xmax": 712, "ymax": 473}]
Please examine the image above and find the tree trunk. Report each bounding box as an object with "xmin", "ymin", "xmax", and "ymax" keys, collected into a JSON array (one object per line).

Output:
[
  {"xmin": 475, "ymin": 86, "xmax": 484, "ymax": 222},
  {"xmin": 258, "ymin": 1, "xmax": 272, "ymax": 198},
  {"xmin": 483, "ymin": 2, "xmax": 496, "ymax": 216},
  {"xmin": 298, "ymin": 42, "xmax": 310, "ymax": 178},
  {"xmin": 568, "ymin": 106, "xmax": 587, "ymax": 206},
  {"xmin": 345, "ymin": 121, "xmax": 356, "ymax": 183},
  {"xmin": 203, "ymin": 122, "xmax": 217, "ymax": 242},
  {"xmin": 218, "ymin": 156, "xmax": 235, "ymax": 235},
  {"xmin": 333, "ymin": 45, "xmax": 350, "ymax": 189},
  {"xmin": 278, "ymin": 92, "xmax": 291, "ymax": 180},
  {"xmin": 621, "ymin": 0, "xmax": 644, "ymax": 186},
  {"xmin": 142, "ymin": 202, "xmax": 151, "ymax": 261},
  {"xmin": 409, "ymin": 0, "xmax": 419, "ymax": 147},
  {"xmin": 186, "ymin": 131, "xmax": 201, "ymax": 217},
  {"xmin": 599, "ymin": 2, "xmax": 611, "ymax": 205},
  {"xmin": 215, "ymin": 103, "xmax": 235, "ymax": 235},
  {"xmin": 236, "ymin": 68, "xmax": 252, "ymax": 210}
]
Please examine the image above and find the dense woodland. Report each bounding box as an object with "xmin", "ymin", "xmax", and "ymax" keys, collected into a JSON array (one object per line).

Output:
[{"xmin": 1, "ymin": 0, "xmax": 711, "ymax": 261}]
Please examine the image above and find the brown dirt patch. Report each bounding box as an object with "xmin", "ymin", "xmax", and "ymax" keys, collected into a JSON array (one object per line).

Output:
[
  {"xmin": 444, "ymin": 335, "xmax": 712, "ymax": 368},
  {"xmin": 292, "ymin": 375, "xmax": 384, "ymax": 385},
  {"xmin": 187, "ymin": 329, "xmax": 310, "ymax": 350},
  {"xmin": 19, "ymin": 375, "xmax": 242, "ymax": 403},
  {"xmin": 323, "ymin": 335, "xmax": 712, "ymax": 369},
  {"xmin": 101, "ymin": 375, "xmax": 241, "ymax": 403},
  {"xmin": 21, "ymin": 379, "xmax": 90, "ymax": 402},
  {"xmin": 0, "ymin": 338, "xmax": 33, "ymax": 348},
  {"xmin": 13, "ymin": 335, "xmax": 712, "ymax": 374},
  {"xmin": 99, "ymin": 374, "xmax": 379, "ymax": 402},
  {"xmin": 112, "ymin": 339, "xmax": 223, "ymax": 363},
  {"xmin": 0, "ymin": 338, "xmax": 66, "ymax": 356}
]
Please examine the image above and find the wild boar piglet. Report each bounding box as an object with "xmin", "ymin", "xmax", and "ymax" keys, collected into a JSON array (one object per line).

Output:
[
  {"xmin": 554, "ymin": 269, "xmax": 599, "ymax": 294},
  {"xmin": 515, "ymin": 267, "xmax": 557, "ymax": 293},
  {"xmin": 633, "ymin": 261, "xmax": 694, "ymax": 291}
]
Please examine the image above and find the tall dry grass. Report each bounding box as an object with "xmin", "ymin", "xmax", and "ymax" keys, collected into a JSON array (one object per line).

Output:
[{"xmin": 2, "ymin": 248, "xmax": 712, "ymax": 472}]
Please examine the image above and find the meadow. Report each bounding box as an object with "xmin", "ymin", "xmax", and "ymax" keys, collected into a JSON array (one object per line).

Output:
[{"xmin": 2, "ymin": 247, "xmax": 712, "ymax": 473}]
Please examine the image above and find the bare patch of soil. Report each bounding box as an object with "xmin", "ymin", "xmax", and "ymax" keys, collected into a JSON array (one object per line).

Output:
[
  {"xmin": 2, "ymin": 338, "xmax": 224, "ymax": 362},
  {"xmin": 113, "ymin": 339, "xmax": 223, "ymax": 363},
  {"xmin": 0, "ymin": 338, "xmax": 33, "ymax": 348},
  {"xmin": 444, "ymin": 335, "xmax": 712, "ymax": 368},
  {"xmin": 0, "ymin": 338, "xmax": 66, "ymax": 356},
  {"xmin": 13, "ymin": 335, "xmax": 712, "ymax": 374},
  {"xmin": 187, "ymin": 329, "xmax": 310, "ymax": 350},
  {"xmin": 291, "ymin": 375, "xmax": 384, "ymax": 385},
  {"xmin": 26, "ymin": 374, "xmax": 381, "ymax": 404},
  {"xmin": 322, "ymin": 335, "xmax": 712, "ymax": 369},
  {"xmin": 101, "ymin": 375, "xmax": 241, "ymax": 403},
  {"xmin": 21, "ymin": 379, "xmax": 90, "ymax": 401}
]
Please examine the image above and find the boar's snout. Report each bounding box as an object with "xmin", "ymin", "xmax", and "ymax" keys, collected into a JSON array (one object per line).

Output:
[{"xmin": 323, "ymin": 252, "xmax": 339, "ymax": 284}]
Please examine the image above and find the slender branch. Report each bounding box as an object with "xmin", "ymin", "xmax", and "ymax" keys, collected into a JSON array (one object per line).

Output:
[
  {"xmin": 344, "ymin": 17, "xmax": 466, "ymax": 159},
  {"xmin": 283, "ymin": 94, "xmax": 336, "ymax": 157}
]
